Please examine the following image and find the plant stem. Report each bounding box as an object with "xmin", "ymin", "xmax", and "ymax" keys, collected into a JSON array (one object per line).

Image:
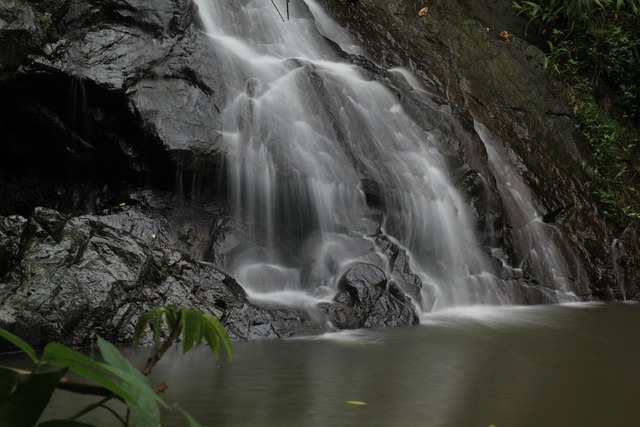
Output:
[{"xmin": 141, "ymin": 328, "xmax": 181, "ymax": 376}]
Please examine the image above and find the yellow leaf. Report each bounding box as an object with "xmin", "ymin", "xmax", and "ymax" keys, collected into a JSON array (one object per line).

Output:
[
  {"xmin": 418, "ymin": 6, "xmax": 428, "ymax": 16},
  {"xmin": 346, "ymin": 400, "xmax": 367, "ymax": 405}
]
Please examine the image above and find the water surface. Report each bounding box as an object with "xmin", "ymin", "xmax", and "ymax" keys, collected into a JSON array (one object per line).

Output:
[{"xmin": 39, "ymin": 302, "xmax": 640, "ymax": 426}]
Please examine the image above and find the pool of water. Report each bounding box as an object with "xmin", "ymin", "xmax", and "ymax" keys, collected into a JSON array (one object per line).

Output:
[{"xmin": 33, "ymin": 302, "xmax": 640, "ymax": 426}]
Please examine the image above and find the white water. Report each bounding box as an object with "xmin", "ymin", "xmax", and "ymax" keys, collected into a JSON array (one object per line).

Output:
[
  {"xmin": 474, "ymin": 121, "xmax": 583, "ymax": 302},
  {"xmin": 193, "ymin": 0, "xmax": 579, "ymax": 310}
]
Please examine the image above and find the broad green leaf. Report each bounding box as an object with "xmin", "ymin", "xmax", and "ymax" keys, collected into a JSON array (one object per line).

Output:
[
  {"xmin": 0, "ymin": 366, "xmax": 22, "ymax": 402},
  {"xmin": 0, "ymin": 368, "xmax": 68, "ymax": 427},
  {"xmin": 173, "ymin": 403, "xmax": 203, "ymax": 427},
  {"xmin": 97, "ymin": 337, "xmax": 161, "ymax": 427},
  {"xmin": 41, "ymin": 343, "xmax": 143, "ymax": 409},
  {"xmin": 38, "ymin": 420, "xmax": 95, "ymax": 427},
  {"xmin": 0, "ymin": 329, "xmax": 37, "ymax": 363}
]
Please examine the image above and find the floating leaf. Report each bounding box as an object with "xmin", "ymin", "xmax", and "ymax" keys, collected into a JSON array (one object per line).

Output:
[
  {"xmin": 418, "ymin": 6, "xmax": 428, "ymax": 16},
  {"xmin": 346, "ymin": 400, "xmax": 367, "ymax": 405}
]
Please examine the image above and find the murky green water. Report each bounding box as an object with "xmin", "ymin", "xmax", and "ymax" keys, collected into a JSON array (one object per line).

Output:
[{"xmin": 32, "ymin": 302, "xmax": 640, "ymax": 426}]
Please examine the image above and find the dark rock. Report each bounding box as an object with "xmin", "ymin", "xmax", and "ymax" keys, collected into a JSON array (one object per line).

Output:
[
  {"xmin": 0, "ymin": 215, "xmax": 27, "ymax": 276},
  {"xmin": 375, "ymin": 236, "xmax": 424, "ymax": 306},
  {"xmin": 317, "ymin": 300, "xmax": 358, "ymax": 329},
  {"xmin": 1, "ymin": 0, "xmax": 636, "ymax": 356},
  {"xmin": 359, "ymin": 178, "xmax": 383, "ymax": 207},
  {"xmin": 300, "ymin": 232, "xmax": 382, "ymax": 289},
  {"xmin": 317, "ymin": 0, "xmax": 616, "ymax": 299},
  {"xmin": 329, "ymin": 263, "xmax": 419, "ymax": 328},
  {"xmin": 0, "ymin": 0, "xmax": 225, "ymax": 196},
  {"xmin": 0, "ymin": 207, "xmax": 326, "ymax": 351}
]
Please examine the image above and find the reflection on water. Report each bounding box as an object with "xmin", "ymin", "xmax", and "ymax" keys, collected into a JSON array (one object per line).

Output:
[{"xmin": 36, "ymin": 303, "xmax": 640, "ymax": 426}]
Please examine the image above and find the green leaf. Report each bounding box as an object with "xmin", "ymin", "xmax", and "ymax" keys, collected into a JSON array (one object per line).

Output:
[
  {"xmin": 164, "ymin": 305, "xmax": 180, "ymax": 330},
  {"xmin": 0, "ymin": 366, "xmax": 22, "ymax": 402},
  {"xmin": 201, "ymin": 320, "xmax": 220, "ymax": 359},
  {"xmin": 202, "ymin": 315, "xmax": 232, "ymax": 361},
  {"xmin": 41, "ymin": 343, "xmax": 141, "ymax": 409},
  {"xmin": 38, "ymin": 420, "xmax": 96, "ymax": 427},
  {"xmin": 0, "ymin": 367, "xmax": 68, "ymax": 427},
  {"xmin": 133, "ymin": 308, "xmax": 163, "ymax": 345},
  {"xmin": 181, "ymin": 308, "xmax": 202, "ymax": 353},
  {"xmin": 0, "ymin": 329, "xmax": 38, "ymax": 363},
  {"xmin": 97, "ymin": 337, "xmax": 161, "ymax": 427},
  {"xmin": 208, "ymin": 315, "xmax": 232, "ymax": 361},
  {"xmin": 173, "ymin": 403, "xmax": 203, "ymax": 427}
]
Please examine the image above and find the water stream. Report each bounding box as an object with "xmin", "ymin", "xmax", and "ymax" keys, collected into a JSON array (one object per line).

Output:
[{"xmin": 193, "ymin": 0, "xmax": 581, "ymax": 311}]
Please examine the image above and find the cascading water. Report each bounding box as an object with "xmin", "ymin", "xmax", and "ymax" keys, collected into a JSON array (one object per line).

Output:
[
  {"xmin": 193, "ymin": 0, "xmax": 579, "ymax": 311},
  {"xmin": 474, "ymin": 121, "xmax": 584, "ymax": 302}
]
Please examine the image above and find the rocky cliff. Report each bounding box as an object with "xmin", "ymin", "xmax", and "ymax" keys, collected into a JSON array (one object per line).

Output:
[{"xmin": 0, "ymin": 0, "xmax": 637, "ymax": 349}]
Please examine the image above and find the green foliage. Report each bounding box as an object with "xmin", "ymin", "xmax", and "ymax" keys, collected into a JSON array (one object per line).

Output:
[
  {"xmin": 96, "ymin": 338, "xmax": 162, "ymax": 427},
  {"xmin": 134, "ymin": 305, "xmax": 231, "ymax": 361},
  {"xmin": 0, "ymin": 305, "xmax": 231, "ymax": 426},
  {"xmin": 0, "ymin": 367, "xmax": 68, "ymax": 427},
  {"xmin": 576, "ymin": 99, "xmax": 640, "ymax": 223},
  {"xmin": 513, "ymin": 0, "xmax": 640, "ymax": 226},
  {"xmin": 40, "ymin": 342, "xmax": 164, "ymax": 412},
  {"xmin": 0, "ymin": 329, "xmax": 38, "ymax": 363},
  {"xmin": 514, "ymin": 0, "xmax": 639, "ymax": 24}
]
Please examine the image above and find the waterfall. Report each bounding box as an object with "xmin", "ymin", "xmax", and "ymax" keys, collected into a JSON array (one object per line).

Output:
[
  {"xmin": 192, "ymin": 0, "xmax": 578, "ymax": 310},
  {"xmin": 474, "ymin": 121, "xmax": 583, "ymax": 302}
]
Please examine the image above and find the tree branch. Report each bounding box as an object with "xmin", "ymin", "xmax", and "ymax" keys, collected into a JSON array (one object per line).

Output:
[{"xmin": 0, "ymin": 365, "xmax": 120, "ymax": 399}]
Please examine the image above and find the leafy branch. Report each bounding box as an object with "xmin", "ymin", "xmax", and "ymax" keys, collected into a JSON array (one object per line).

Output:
[{"xmin": 0, "ymin": 305, "xmax": 232, "ymax": 427}]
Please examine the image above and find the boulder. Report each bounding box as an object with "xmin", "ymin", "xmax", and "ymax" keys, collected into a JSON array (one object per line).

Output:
[
  {"xmin": 0, "ymin": 206, "xmax": 325, "ymax": 351},
  {"xmin": 375, "ymin": 236, "xmax": 424, "ymax": 306},
  {"xmin": 321, "ymin": 263, "xmax": 419, "ymax": 329}
]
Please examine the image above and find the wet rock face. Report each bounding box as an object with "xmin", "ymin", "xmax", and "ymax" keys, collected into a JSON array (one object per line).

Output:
[
  {"xmin": 1, "ymin": 0, "xmax": 637, "ymax": 353},
  {"xmin": 610, "ymin": 222, "xmax": 640, "ymax": 300},
  {"xmin": 320, "ymin": 263, "xmax": 419, "ymax": 329},
  {"xmin": 0, "ymin": 0, "xmax": 224, "ymax": 196},
  {"xmin": 0, "ymin": 206, "xmax": 326, "ymax": 351},
  {"xmin": 318, "ymin": 0, "xmax": 621, "ymax": 298}
]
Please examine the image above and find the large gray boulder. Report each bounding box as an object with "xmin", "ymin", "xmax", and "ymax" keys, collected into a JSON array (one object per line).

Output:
[
  {"xmin": 319, "ymin": 263, "xmax": 419, "ymax": 329},
  {"xmin": 0, "ymin": 206, "xmax": 326, "ymax": 351},
  {"xmin": 0, "ymin": 0, "xmax": 225, "ymax": 190}
]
